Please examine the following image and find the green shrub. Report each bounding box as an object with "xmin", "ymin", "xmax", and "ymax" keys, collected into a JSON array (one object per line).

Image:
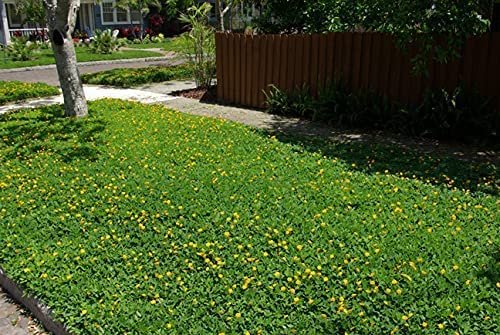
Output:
[
  {"xmin": 411, "ymin": 86, "xmax": 498, "ymax": 139},
  {"xmin": 0, "ymin": 100, "xmax": 497, "ymax": 334},
  {"xmin": 179, "ymin": 3, "xmax": 216, "ymax": 88},
  {"xmin": 5, "ymin": 36, "xmax": 40, "ymax": 61},
  {"xmin": 89, "ymin": 29, "xmax": 126, "ymax": 54},
  {"xmin": 0, "ymin": 80, "xmax": 59, "ymax": 105},
  {"xmin": 264, "ymin": 84, "xmax": 498, "ymax": 141},
  {"xmin": 81, "ymin": 65, "xmax": 193, "ymax": 87}
]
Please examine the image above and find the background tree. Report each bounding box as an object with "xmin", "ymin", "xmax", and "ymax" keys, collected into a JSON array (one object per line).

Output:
[
  {"xmin": 255, "ymin": 0, "xmax": 493, "ymax": 73},
  {"xmin": 44, "ymin": 0, "xmax": 88, "ymax": 117},
  {"xmin": 116, "ymin": 0, "xmax": 161, "ymax": 39}
]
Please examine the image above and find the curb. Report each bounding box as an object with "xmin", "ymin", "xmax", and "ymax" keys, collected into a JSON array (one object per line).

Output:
[
  {"xmin": 0, "ymin": 56, "xmax": 177, "ymax": 73},
  {"xmin": 0, "ymin": 267, "xmax": 71, "ymax": 335}
]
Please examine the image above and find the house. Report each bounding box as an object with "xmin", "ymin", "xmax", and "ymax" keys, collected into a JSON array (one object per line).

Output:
[{"xmin": 0, "ymin": 0, "xmax": 143, "ymax": 45}]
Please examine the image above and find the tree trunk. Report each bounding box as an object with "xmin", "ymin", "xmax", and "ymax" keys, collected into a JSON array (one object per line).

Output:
[{"xmin": 44, "ymin": 0, "xmax": 88, "ymax": 117}]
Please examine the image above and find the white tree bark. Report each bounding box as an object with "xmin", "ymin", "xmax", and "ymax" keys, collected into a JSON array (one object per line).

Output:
[{"xmin": 44, "ymin": 0, "xmax": 88, "ymax": 117}]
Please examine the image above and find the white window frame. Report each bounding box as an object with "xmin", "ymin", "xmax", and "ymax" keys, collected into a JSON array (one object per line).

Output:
[{"xmin": 100, "ymin": 0, "xmax": 141, "ymax": 25}]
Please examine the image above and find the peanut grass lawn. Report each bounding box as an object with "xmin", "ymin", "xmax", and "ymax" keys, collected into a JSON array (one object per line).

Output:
[
  {"xmin": 0, "ymin": 100, "xmax": 498, "ymax": 335},
  {"xmin": 0, "ymin": 80, "xmax": 59, "ymax": 105},
  {"xmin": 0, "ymin": 47, "xmax": 162, "ymax": 69}
]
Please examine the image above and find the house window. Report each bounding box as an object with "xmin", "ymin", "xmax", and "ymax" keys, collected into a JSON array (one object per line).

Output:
[
  {"xmin": 101, "ymin": 0, "xmax": 140, "ymax": 25},
  {"xmin": 130, "ymin": 10, "xmax": 141, "ymax": 23},
  {"xmin": 6, "ymin": 4, "xmax": 24, "ymax": 28}
]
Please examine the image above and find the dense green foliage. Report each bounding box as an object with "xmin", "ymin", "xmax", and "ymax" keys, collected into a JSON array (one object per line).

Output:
[
  {"xmin": 0, "ymin": 100, "xmax": 498, "ymax": 334},
  {"xmin": 0, "ymin": 47, "xmax": 162, "ymax": 69},
  {"xmin": 4, "ymin": 36, "xmax": 41, "ymax": 61},
  {"xmin": 0, "ymin": 80, "xmax": 59, "ymax": 105},
  {"xmin": 81, "ymin": 65, "xmax": 193, "ymax": 87},
  {"xmin": 256, "ymin": 0, "xmax": 492, "ymax": 72},
  {"xmin": 265, "ymin": 84, "xmax": 499, "ymax": 141}
]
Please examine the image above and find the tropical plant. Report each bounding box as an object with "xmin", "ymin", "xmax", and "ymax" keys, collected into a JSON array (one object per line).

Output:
[
  {"xmin": 179, "ymin": 3, "xmax": 216, "ymax": 88},
  {"xmin": 89, "ymin": 29, "xmax": 126, "ymax": 54}
]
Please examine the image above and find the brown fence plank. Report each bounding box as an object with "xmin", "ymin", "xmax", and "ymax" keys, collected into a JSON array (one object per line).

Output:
[
  {"xmin": 317, "ymin": 34, "xmax": 328, "ymax": 92},
  {"xmin": 369, "ymin": 33, "xmax": 382, "ymax": 94},
  {"xmin": 258, "ymin": 35, "xmax": 268, "ymax": 108},
  {"xmin": 246, "ymin": 36, "xmax": 255, "ymax": 106},
  {"xmin": 216, "ymin": 33, "xmax": 224, "ymax": 102},
  {"xmin": 461, "ymin": 37, "xmax": 476, "ymax": 90},
  {"xmin": 341, "ymin": 33, "xmax": 353, "ymax": 88},
  {"xmin": 272, "ymin": 35, "xmax": 281, "ymax": 91},
  {"xmin": 378, "ymin": 34, "xmax": 392, "ymax": 98},
  {"xmin": 227, "ymin": 34, "xmax": 235, "ymax": 103},
  {"xmin": 334, "ymin": 33, "xmax": 343, "ymax": 81},
  {"xmin": 240, "ymin": 35, "xmax": 247, "ymax": 106},
  {"xmin": 251, "ymin": 36, "xmax": 261, "ymax": 107},
  {"xmin": 279, "ymin": 35, "xmax": 289, "ymax": 90},
  {"xmin": 302, "ymin": 35, "xmax": 312, "ymax": 92},
  {"xmin": 351, "ymin": 32, "xmax": 363, "ymax": 91},
  {"xmin": 359, "ymin": 33, "xmax": 372, "ymax": 91},
  {"xmin": 233, "ymin": 34, "xmax": 242, "ymax": 105},
  {"xmin": 222, "ymin": 33, "xmax": 230, "ymax": 101},
  {"xmin": 388, "ymin": 39, "xmax": 403, "ymax": 100},
  {"xmin": 473, "ymin": 34, "xmax": 490, "ymax": 95},
  {"xmin": 407, "ymin": 44, "xmax": 423, "ymax": 105},
  {"xmin": 398, "ymin": 46, "xmax": 412, "ymax": 105},
  {"xmin": 326, "ymin": 33, "xmax": 336, "ymax": 85},
  {"xmin": 294, "ymin": 35, "xmax": 305, "ymax": 90},
  {"xmin": 286, "ymin": 34, "xmax": 296, "ymax": 92},
  {"xmin": 486, "ymin": 34, "xmax": 500, "ymax": 100},
  {"xmin": 310, "ymin": 34, "xmax": 320, "ymax": 95},
  {"xmin": 265, "ymin": 35, "xmax": 275, "ymax": 96}
]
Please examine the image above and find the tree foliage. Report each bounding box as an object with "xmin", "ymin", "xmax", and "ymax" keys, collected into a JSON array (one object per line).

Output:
[{"xmin": 256, "ymin": 0, "xmax": 493, "ymax": 73}]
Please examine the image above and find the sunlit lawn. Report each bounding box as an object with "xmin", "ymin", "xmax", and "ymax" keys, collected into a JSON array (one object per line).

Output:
[{"xmin": 0, "ymin": 100, "xmax": 498, "ymax": 334}]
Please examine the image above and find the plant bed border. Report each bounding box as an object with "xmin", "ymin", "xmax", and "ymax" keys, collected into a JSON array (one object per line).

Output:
[{"xmin": 0, "ymin": 267, "xmax": 71, "ymax": 335}]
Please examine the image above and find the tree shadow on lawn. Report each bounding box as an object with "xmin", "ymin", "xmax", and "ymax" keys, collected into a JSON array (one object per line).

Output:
[
  {"xmin": 258, "ymin": 120, "xmax": 498, "ymax": 195},
  {"xmin": 0, "ymin": 104, "xmax": 106, "ymax": 163}
]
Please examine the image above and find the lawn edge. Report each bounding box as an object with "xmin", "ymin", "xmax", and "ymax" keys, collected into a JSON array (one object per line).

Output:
[
  {"xmin": 0, "ymin": 55, "xmax": 177, "ymax": 73},
  {"xmin": 0, "ymin": 267, "xmax": 72, "ymax": 335}
]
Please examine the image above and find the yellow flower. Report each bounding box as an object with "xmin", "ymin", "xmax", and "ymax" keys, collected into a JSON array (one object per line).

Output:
[
  {"xmin": 235, "ymin": 312, "xmax": 241, "ymax": 319},
  {"xmin": 438, "ymin": 323, "xmax": 445, "ymax": 330},
  {"xmin": 81, "ymin": 309, "xmax": 88, "ymax": 316},
  {"xmin": 391, "ymin": 279, "xmax": 398, "ymax": 285},
  {"xmin": 422, "ymin": 322, "xmax": 428, "ymax": 328}
]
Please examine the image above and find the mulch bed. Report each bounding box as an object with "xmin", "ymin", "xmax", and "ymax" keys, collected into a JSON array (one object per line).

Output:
[{"xmin": 171, "ymin": 86, "xmax": 217, "ymax": 103}]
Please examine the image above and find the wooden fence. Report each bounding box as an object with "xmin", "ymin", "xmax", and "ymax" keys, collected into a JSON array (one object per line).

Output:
[{"xmin": 215, "ymin": 32, "xmax": 500, "ymax": 112}]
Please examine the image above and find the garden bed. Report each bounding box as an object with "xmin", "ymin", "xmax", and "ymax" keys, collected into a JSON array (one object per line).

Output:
[
  {"xmin": 81, "ymin": 65, "xmax": 193, "ymax": 87},
  {"xmin": 0, "ymin": 81, "xmax": 59, "ymax": 105},
  {"xmin": 171, "ymin": 85, "xmax": 217, "ymax": 103},
  {"xmin": 0, "ymin": 100, "xmax": 498, "ymax": 334}
]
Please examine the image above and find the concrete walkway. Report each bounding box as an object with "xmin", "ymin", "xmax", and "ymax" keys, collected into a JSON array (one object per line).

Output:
[{"xmin": 0, "ymin": 288, "xmax": 47, "ymax": 335}]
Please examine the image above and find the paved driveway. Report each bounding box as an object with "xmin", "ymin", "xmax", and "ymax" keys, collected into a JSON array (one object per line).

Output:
[{"xmin": 0, "ymin": 58, "xmax": 182, "ymax": 86}]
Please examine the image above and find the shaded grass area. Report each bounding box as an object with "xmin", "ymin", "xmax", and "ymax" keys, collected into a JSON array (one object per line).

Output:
[
  {"xmin": 81, "ymin": 65, "xmax": 193, "ymax": 87},
  {"xmin": 0, "ymin": 80, "xmax": 59, "ymax": 105},
  {"xmin": 0, "ymin": 100, "xmax": 498, "ymax": 335},
  {"xmin": 0, "ymin": 47, "xmax": 162, "ymax": 69}
]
